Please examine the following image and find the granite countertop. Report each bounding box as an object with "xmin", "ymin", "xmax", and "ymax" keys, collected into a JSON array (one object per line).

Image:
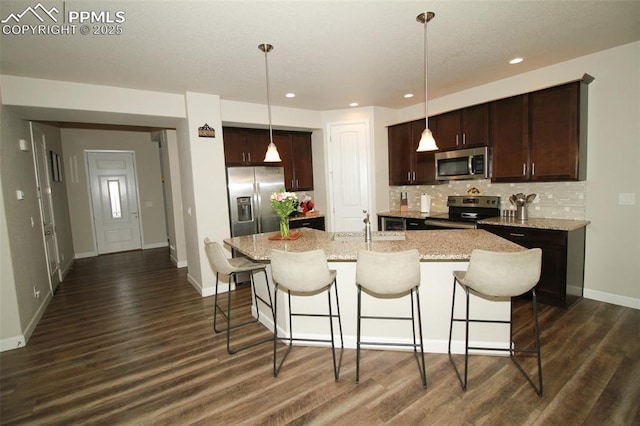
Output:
[
  {"xmin": 379, "ymin": 210, "xmax": 590, "ymax": 232},
  {"xmin": 377, "ymin": 210, "xmax": 446, "ymax": 220},
  {"xmin": 289, "ymin": 213, "xmax": 324, "ymax": 221},
  {"xmin": 223, "ymin": 227, "xmax": 524, "ymax": 262},
  {"xmin": 478, "ymin": 217, "xmax": 590, "ymax": 231}
]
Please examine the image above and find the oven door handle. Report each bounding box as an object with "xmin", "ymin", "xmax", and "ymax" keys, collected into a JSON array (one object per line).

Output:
[{"xmin": 423, "ymin": 219, "xmax": 476, "ymax": 229}]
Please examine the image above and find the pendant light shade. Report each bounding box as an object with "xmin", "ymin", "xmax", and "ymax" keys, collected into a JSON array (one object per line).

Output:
[
  {"xmin": 259, "ymin": 43, "xmax": 281, "ymax": 162},
  {"xmin": 416, "ymin": 11, "xmax": 438, "ymax": 152},
  {"xmin": 416, "ymin": 128, "xmax": 438, "ymax": 152}
]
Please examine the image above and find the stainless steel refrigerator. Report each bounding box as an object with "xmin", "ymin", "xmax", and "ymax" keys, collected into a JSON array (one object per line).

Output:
[{"xmin": 227, "ymin": 166, "xmax": 285, "ymax": 237}]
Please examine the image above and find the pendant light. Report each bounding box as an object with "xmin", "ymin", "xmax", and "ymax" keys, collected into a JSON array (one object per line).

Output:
[
  {"xmin": 416, "ymin": 12, "xmax": 438, "ymax": 152},
  {"xmin": 259, "ymin": 43, "xmax": 282, "ymax": 162}
]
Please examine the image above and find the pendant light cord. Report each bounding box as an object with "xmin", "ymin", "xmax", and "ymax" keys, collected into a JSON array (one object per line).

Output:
[
  {"xmin": 264, "ymin": 48, "xmax": 274, "ymax": 144},
  {"xmin": 424, "ymin": 14, "xmax": 429, "ymax": 130}
]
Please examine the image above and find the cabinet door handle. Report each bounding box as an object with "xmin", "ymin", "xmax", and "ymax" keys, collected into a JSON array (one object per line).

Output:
[
  {"xmin": 522, "ymin": 163, "xmax": 527, "ymax": 176},
  {"xmin": 248, "ymin": 152, "xmax": 251, "ymax": 162},
  {"xmin": 296, "ymin": 179, "xmax": 299, "ymax": 188},
  {"xmin": 509, "ymin": 232, "xmax": 525, "ymax": 237},
  {"xmin": 532, "ymin": 162, "xmax": 535, "ymax": 176},
  {"xmin": 412, "ymin": 171, "xmax": 416, "ymax": 181},
  {"xmin": 462, "ymin": 133, "xmax": 466, "ymax": 145},
  {"xmin": 456, "ymin": 134, "xmax": 459, "ymax": 146},
  {"xmin": 242, "ymin": 152, "xmax": 246, "ymax": 162},
  {"xmin": 407, "ymin": 172, "xmax": 411, "ymax": 181}
]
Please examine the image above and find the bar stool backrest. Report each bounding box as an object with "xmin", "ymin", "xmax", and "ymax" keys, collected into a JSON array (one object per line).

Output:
[
  {"xmin": 204, "ymin": 238, "xmax": 236, "ymax": 275},
  {"xmin": 464, "ymin": 248, "xmax": 542, "ymax": 297},
  {"xmin": 270, "ymin": 249, "xmax": 333, "ymax": 292},
  {"xmin": 356, "ymin": 249, "xmax": 421, "ymax": 295}
]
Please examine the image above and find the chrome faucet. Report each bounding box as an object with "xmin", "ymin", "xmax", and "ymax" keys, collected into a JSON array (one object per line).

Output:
[{"xmin": 363, "ymin": 210, "xmax": 372, "ymax": 242}]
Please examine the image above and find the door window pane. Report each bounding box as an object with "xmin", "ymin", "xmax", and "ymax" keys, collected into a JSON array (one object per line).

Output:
[{"xmin": 108, "ymin": 180, "xmax": 122, "ymax": 219}]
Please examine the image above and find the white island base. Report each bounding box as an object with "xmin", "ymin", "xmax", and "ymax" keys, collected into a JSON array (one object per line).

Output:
[
  {"xmin": 247, "ymin": 262, "xmax": 511, "ymax": 354},
  {"xmin": 224, "ymin": 229, "xmax": 522, "ymax": 355}
]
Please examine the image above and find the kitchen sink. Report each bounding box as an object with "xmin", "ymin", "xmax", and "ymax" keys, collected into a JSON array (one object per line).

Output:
[{"xmin": 332, "ymin": 231, "xmax": 406, "ymax": 242}]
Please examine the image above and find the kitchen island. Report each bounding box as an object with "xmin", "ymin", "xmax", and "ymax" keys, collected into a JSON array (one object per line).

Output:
[{"xmin": 223, "ymin": 228, "xmax": 524, "ymax": 354}]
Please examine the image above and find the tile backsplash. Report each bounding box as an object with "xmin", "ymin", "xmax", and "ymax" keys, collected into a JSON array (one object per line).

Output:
[{"xmin": 389, "ymin": 179, "xmax": 586, "ymax": 220}]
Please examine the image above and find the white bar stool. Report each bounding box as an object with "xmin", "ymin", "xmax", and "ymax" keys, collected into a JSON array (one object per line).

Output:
[
  {"xmin": 448, "ymin": 248, "xmax": 543, "ymax": 396},
  {"xmin": 355, "ymin": 249, "xmax": 427, "ymax": 388},
  {"xmin": 204, "ymin": 238, "xmax": 274, "ymax": 354},
  {"xmin": 270, "ymin": 249, "xmax": 344, "ymax": 381}
]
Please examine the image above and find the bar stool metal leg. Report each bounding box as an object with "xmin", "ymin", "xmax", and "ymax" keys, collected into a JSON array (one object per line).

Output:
[
  {"xmin": 448, "ymin": 278, "xmax": 543, "ymax": 396},
  {"xmin": 273, "ymin": 279, "xmax": 343, "ymax": 381},
  {"xmin": 213, "ymin": 268, "xmax": 274, "ymax": 355}
]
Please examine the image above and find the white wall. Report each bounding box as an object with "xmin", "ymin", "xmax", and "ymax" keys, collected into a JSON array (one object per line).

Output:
[
  {"xmin": 0, "ymin": 105, "xmax": 52, "ymax": 350},
  {"xmin": 0, "ymin": 75, "xmax": 186, "ymax": 127},
  {"xmin": 177, "ymin": 93, "xmax": 228, "ymax": 296},
  {"xmin": 153, "ymin": 129, "xmax": 187, "ymax": 268}
]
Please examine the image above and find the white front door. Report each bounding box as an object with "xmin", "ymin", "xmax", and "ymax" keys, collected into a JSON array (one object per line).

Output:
[
  {"xmin": 88, "ymin": 151, "xmax": 142, "ymax": 254},
  {"xmin": 328, "ymin": 122, "xmax": 370, "ymax": 232},
  {"xmin": 31, "ymin": 123, "xmax": 60, "ymax": 292}
]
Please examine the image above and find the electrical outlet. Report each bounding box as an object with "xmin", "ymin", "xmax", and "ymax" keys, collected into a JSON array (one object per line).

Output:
[
  {"xmin": 619, "ymin": 193, "xmax": 636, "ymax": 205},
  {"xmin": 33, "ymin": 286, "xmax": 40, "ymax": 299}
]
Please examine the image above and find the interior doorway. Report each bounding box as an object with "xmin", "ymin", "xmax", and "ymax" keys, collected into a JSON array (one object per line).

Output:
[
  {"xmin": 87, "ymin": 151, "xmax": 142, "ymax": 254},
  {"xmin": 31, "ymin": 123, "xmax": 61, "ymax": 292},
  {"xmin": 328, "ymin": 121, "xmax": 371, "ymax": 232}
]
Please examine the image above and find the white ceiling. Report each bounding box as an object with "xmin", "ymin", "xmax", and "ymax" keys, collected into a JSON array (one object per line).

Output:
[{"xmin": 1, "ymin": 0, "xmax": 639, "ymax": 114}]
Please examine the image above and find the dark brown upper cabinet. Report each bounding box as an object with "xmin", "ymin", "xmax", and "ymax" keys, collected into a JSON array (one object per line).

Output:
[
  {"xmin": 490, "ymin": 94, "xmax": 530, "ymax": 181},
  {"xmin": 222, "ymin": 127, "xmax": 270, "ymax": 166},
  {"xmin": 388, "ymin": 119, "xmax": 437, "ymax": 186},
  {"xmin": 273, "ymin": 130, "xmax": 314, "ymax": 191},
  {"xmin": 431, "ymin": 103, "xmax": 490, "ymax": 150},
  {"xmin": 491, "ymin": 75, "xmax": 592, "ymax": 182}
]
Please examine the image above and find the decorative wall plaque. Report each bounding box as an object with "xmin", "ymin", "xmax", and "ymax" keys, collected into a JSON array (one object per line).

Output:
[{"xmin": 198, "ymin": 123, "xmax": 215, "ymax": 138}]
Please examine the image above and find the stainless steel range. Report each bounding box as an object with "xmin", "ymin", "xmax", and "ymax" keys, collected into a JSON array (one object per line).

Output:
[{"xmin": 422, "ymin": 195, "xmax": 500, "ymax": 229}]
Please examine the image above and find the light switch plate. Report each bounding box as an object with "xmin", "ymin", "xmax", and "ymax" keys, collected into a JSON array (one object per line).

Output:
[
  {"xmin": 16, "ymin": 190, "xmax": 25, "ymax": 200},
  {"xmin": 619, "ymin": 193, "xmax": 636, "ymax": 205}
]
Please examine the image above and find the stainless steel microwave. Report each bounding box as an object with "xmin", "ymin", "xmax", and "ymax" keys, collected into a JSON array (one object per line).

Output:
[{"xmin": 435, "ymin": 146, "xmax": 490, "ymax": 181}]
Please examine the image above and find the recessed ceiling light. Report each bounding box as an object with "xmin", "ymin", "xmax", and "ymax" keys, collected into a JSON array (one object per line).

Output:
[
  {"xmin": 285, "ymin": 93, "xmax": 295, "ymax": 98},
  {"xmin": 404, "ymin": 93, "xmax": 414, "ymax": 98},
  {"xmin": 349, "ymin": 102, "xmax": 359, "ymax": 107},
  {"xmin": 509, "ymin": 57, "xmax": 524, "ymax": 64}
]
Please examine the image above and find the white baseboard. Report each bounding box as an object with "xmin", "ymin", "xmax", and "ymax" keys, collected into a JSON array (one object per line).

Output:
[
  {"xmin": 169, "ymin": 253, "xmax": 187, "ymax": 268},
  {"xmin": 75, "ymin": 251, "xmax": 97, "ymax": 259},
  {"xmin": 59, "ymin": 258, "xmax": 74, "ymax": 280},
  {"xmin": 143, "ymin": 241, "xmax": 169, "ymax": 249},
  {"xmin": 0, "ymin": 335, "xmax": 26, "ymax": 352},
  {"xmin": 0, "ymin": 291, "xmax": 52, "ymax": 352},
  {"xmin": 187, "ymin": 273, "xmax": 217, "ymax": 297},
  {"xmin": 584, "ymin": 289, "xmax": 640, "ymax": 310}
]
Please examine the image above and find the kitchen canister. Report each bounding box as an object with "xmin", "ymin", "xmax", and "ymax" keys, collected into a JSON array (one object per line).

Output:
[{"xmin": 420, "ymin": 193, "xmax": 431, "ymax": 214}]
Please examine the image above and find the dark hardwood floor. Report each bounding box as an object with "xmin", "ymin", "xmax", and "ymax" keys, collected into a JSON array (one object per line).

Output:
[{"xmin": 1, "ymin": 248, "xmax": 638, "ymax": 425}]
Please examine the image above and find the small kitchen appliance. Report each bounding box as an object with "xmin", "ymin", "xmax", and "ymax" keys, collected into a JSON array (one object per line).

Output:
[{"xmin": 435, "ymin": 146, "xmax": 490, "ymax": 181}]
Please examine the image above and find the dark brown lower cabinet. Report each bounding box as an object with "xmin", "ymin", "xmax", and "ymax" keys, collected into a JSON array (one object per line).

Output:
[
  {"xmin": 289, "ymin": 216, "xmax": 325, "ymax": 231},
  {"xmin": 478, "ymin": 224, "xmax": 586, "ymax": 308}
]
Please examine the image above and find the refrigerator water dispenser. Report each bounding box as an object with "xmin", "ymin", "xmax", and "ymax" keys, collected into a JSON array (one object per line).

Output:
[{"xmin": 236, "ymin": 196, "xmax": 253, "ymax": 222}]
